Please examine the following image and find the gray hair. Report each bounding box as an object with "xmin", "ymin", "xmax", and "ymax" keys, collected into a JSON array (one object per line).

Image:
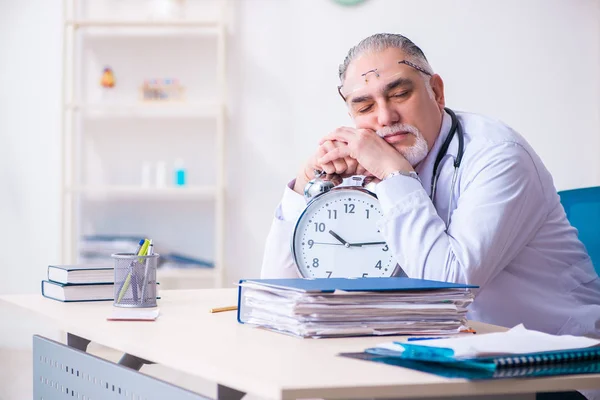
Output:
[{"xmin": 338, "ymin": 33, "xmax": 434, "ymax": 84}]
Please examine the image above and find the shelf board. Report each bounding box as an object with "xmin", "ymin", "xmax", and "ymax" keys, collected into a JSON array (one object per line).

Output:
[
  {"xmin": 157, "ymin": 268, "xmax": 216, "ymax": 280},
  {"xmin": 66, "ymin": 186, "xmax": 218, "ymax": 200},
  {"xmin": 67, "ymin": 102, "xmax": 222, "ymax": 119},
  {"xmin": 66, "ymin": 19, "xmax": 222, "ymax": 28}
]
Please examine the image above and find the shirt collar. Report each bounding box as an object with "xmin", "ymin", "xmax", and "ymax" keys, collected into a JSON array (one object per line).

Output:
[{"xmin": 415, "ymin": 109, "xmax": 452, "ymax": 197}]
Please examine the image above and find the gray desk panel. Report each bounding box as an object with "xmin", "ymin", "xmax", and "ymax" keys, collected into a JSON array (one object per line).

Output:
[{"xmin": 33, "ymin": 335, "xmax": 209, "ymax": 400}]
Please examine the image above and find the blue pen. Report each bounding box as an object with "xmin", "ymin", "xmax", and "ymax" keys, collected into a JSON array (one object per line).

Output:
[
  {"xmin": 133, "ymin": 239, "xmax": 145, "ymax": 254},
  {"xmin": 407, "ymin": 337, "xmax": 444, "ymax": 341}
]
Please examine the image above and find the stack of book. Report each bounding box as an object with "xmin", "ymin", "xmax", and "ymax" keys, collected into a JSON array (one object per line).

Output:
[
  {"xmin": 41, "ymin": 264, "xmax": 114, "ymax": 302},
  {"xmin": 237, "ymin": 277, "xmax": 477, "ymax": 338}
]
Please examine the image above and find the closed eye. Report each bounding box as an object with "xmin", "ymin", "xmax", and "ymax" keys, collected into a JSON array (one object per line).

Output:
[
  {"xmin": 357, "ymin": 104, "xmax": 374, "ymax": 113},
  {"xmin": 391, "ymin": 91, "xmax": 409, "ymax": 98}
]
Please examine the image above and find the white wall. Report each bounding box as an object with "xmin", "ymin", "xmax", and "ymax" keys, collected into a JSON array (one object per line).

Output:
[
  {"xmin": 0, "ymin": 0, "xmax": 62, "ymax": 294},
  {"xmin": 0, "ymin": 0, "xmax": 598, "ymax": 293}
]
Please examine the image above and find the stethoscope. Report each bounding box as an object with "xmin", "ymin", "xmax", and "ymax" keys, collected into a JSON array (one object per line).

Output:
[{"xmin": 430, "ymin": 107, "xmax": 465, "ymax": 225}]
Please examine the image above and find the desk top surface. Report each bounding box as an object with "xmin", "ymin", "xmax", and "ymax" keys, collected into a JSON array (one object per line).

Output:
[{"xmin": 2, "ymin": 289, "xmax": 599, "ymax": 400}]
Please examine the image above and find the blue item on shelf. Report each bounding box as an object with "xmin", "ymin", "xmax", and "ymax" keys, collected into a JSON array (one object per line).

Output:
[
  {"xmin": 82, "ymin": 234, "xmax": 144, "ymax": 242},
  {"xmin": 160, "ymin": 253, "xmax": 214, "ymax": 268}
]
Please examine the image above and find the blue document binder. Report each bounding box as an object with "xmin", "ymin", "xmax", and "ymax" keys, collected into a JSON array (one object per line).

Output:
[
  {"xmin": 238, "ymin": 277, "xmax": 478, "ymax": 294},
  {"xmin": 237, "ymin": 277, "xmax": 477, "ymax": 330}
]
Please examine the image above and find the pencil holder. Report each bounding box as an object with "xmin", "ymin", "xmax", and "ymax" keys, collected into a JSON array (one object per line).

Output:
[{"xmin": 112, "ymin": 253, "xmax": 159, "ymax": 308}]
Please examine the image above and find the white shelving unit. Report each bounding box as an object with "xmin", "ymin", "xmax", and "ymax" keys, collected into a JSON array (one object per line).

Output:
[
  {"xmin": 67, "ymin": 102, "xmax": 221, "ymax": 118},
  {"xmin": 66, "ymin": 185, "xmax": 217, "ymax": 199},
  {"xmin": 61, "ymin": 0, "xmax": 228, "ymax": 288},
  {"xmin": 66, "ymin": 19, "xmax": 221, "ymax": 27}
]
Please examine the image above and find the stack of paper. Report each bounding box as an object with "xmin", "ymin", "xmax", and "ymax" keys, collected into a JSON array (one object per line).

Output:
[
  {"xmin": 237, "ymin": 277, "xmax": 477, "ymax": 338},
  {"xmin": 107, "ymin": 308, "xmax": 160, "ymax": 322}
]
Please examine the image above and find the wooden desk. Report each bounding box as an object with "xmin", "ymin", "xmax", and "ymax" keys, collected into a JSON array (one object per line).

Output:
[{"xmin": 2, "ymin": 289, "xmax": 599, "ymax": 400}]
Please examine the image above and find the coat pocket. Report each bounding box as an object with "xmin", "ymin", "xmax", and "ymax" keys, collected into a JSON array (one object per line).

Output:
[
  {"xmin": 559, "ymin": 257, "xmax": 598, "ymax": 293},
  {"xmin": 555, "ymin": 315, "xmax": 596, "ymax": 337}
]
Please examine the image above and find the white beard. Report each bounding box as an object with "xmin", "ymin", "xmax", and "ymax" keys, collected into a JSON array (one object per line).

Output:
[{"xmin": 376, "ymin": 123, "xmax": 429, "ymax": 166}]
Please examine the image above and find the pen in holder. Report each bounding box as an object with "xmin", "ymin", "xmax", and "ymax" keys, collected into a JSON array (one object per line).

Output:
[{"xmin": 112, "ymin": 252, "xmax": 159, "ymax": 308}]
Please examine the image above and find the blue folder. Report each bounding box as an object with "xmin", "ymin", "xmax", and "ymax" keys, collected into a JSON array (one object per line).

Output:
[
  {"xmin": 238, "ymin": 277, "xmax": 478, "ymax": 294},
  {"xmin": 340, "ymin": 351, "xmax": 600, "ymax": 380},
  {"xmin": 365, "ymin": 344, "xmax": 600, "ymax": 371}
]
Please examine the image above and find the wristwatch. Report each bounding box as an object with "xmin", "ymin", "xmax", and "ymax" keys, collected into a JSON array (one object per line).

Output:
[{"xmin": 383, "ymin": 170, "xmax": 421, "ymax": 182}]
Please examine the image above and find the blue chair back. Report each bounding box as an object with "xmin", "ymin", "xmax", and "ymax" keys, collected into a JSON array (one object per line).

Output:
[{"xmin": 558, "ymin": 186, "xmax": 600, "ymax": 275}]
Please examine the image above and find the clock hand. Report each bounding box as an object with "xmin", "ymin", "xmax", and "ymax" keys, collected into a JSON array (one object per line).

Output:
[
  {"xmin": 311, "ymin": 242, "xmax": 344, "ymax": 246},
  {"xmin": 328, "ymin": 230, "xmax": 350, "ymax": 248},
  {"xmin": 348, "ymin": 241, "xmax": 387, "ymax": 247}
]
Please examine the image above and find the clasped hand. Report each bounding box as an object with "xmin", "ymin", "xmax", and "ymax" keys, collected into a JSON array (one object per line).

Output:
[{"xmin": 293, "ymin": 127, "xmax": 413, "ymax": 194}]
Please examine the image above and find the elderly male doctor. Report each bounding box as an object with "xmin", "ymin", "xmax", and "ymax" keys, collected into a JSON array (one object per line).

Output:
[{"xmin": 261, "ymin": 34, "xmax": 599, "ymax": 341}]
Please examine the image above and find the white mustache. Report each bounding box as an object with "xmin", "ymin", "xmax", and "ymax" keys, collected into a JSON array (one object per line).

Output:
[{"xmin": 376, "ymin": 123, "xmax": 420, "ymax": 138}]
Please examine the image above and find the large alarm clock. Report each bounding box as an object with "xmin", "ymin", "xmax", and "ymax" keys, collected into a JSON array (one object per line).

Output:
[{"xmin": 291, "ymin": 172, "xmax": 397, "ymax": 278}]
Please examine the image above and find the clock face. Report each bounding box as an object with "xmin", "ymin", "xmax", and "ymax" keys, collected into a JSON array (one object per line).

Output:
[{"xmin": 292, "ymin": 187, "xmax": 396, "ymax": 278}]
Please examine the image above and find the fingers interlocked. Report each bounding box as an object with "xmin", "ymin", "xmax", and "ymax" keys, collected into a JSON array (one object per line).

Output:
[{"xmin": 317, "ymin": 139, "xmax": 358, "ymax": 178}]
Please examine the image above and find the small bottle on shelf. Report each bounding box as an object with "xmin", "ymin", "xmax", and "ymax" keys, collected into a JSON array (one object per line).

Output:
[
  {"xmin": 156, "ymin": 161, "xmax": 167, "ymax": 188},
  {"xmin": 174, "ymin": 159, "xmax": 186, "ymax": 186}
]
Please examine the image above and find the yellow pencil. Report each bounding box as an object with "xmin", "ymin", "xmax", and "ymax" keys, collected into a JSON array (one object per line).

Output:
[{"xmin": 209, "ymin": 305, "xmax": 238, "ymax": 313}]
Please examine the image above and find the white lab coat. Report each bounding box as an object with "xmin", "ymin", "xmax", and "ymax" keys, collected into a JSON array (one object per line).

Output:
[{"xmin": 262, "ymin": 110, "xmax": 600, "ymax": 398}]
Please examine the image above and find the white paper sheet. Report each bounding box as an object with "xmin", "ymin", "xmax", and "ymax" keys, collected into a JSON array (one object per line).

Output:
[{"xmin": 377, "ymin": 324, "xmax": 600, "ymax": 358}]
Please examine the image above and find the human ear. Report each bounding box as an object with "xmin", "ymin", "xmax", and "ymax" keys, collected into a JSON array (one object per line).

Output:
[{"xmin": 430, "ymin": 74, "xmax": 445, "ymax": 109}]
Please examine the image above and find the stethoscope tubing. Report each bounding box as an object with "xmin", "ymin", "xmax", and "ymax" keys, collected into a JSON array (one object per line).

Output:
[{"xmin": 430, "ymin": 108, "xmax": 465, "ymax": 225}]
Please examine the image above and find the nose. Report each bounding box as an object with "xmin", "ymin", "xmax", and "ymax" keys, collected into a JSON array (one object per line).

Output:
[{"xmin": 377, "ymin": 101, "xmax": 400, "ymax": 127}]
